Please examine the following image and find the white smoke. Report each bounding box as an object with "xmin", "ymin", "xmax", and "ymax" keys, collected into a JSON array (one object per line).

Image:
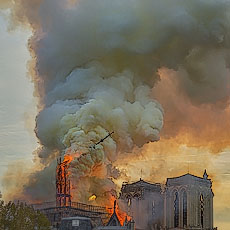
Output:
[{"xmin": 2, "ymin": 0, "xmax": 230, "ymax": 202}]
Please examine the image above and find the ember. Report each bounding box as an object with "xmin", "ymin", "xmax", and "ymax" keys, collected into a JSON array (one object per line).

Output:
[{"xmin": 88, "ymin": 194, "xmax": 97, "ymax": 201}]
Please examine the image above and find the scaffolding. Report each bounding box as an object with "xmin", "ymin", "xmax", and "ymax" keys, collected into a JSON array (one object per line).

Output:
[
  {"xmin": 33, "ymin": 132, "xmax": 115, "ymax": 228},
  {"xmin": 56, "ymin": 157, "xmax": 72, "ymax": 207}
]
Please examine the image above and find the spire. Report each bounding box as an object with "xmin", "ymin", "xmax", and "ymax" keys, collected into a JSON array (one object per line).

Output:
[
  {"xmin": 107, "ymin": 200, "xmax": 121, "ymax": 226},
  {"xmin": 203, "ymin": 169, "xmax": 208, "ymax": 179},
  {"xmin": 114, "ymin": 200, "xmax": 117, "ymax": 212},
  {"xmin": 140, "ymin": 169, "xmax": 143, "ymax": 181},
  {"xmin": 124, "ymin": 216, "xmax": 128, "ymax": 226}
]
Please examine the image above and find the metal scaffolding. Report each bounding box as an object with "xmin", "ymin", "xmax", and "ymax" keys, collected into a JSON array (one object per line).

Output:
[{"xmin": 56, "ymin": 157, "xmax": 72, "ymax": 207}]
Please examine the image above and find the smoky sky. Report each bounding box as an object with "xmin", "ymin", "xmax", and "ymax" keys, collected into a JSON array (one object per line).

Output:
[{"xmin": 1, "ymin": 0, "xmax": 230, "ymax": 204}]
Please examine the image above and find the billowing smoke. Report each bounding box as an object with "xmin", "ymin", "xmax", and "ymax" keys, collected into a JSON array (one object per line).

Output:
[{"xmin": 1, "ymin": 0, "xmax": 230, "ymax": 204}]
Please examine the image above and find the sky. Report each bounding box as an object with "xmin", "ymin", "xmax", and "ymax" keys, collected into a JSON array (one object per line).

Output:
[
  {"xmin": 0, "ymin": 11, "xmax": 38, "ymax": 190},
  {"xmin": 0, "ymin": 4, "xmax": 230, "ymax": 230}
]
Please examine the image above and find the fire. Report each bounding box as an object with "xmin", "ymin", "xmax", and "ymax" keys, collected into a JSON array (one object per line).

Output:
[
  {"xmin": 57, "ymin": 154, "xmax": 74, "ymax": 179},
  {"xmin": 88, "ymin": 194, "xmax": 97, "ymax": 201},
  {"xmin": 56, "ymin": 154, "xmax": 73, "ymax": 207},
  {"xmin": 63, "ymin": 154, "xmax": 74, "ymax": 164},
  {"xmin": 106, "ymin": 195, "xmax": 131, "ymax": 226}
]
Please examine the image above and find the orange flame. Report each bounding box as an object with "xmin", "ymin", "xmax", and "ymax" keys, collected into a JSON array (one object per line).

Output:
[
  {"xmin": 106, "ymin": 195, "xmax": 131, "ymax": 226},
  {"xmin": 63, "ymin": 154, "xmax": 74, "ymax": 164},
  {"xmin": 60, "ymin": 153, "xmax": 132, "ymax": 226}
]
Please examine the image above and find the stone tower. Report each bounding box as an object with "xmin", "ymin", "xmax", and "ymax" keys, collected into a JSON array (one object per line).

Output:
[
  {"xmin": 165, "ymin": 170, "xmax": 214, "ymax": 229},
  {"xmin": 119, "ymin": 179, "xmax": 164, "ymax": 230},
  {"xmin": 119, "ymin": 171, "xmax": 216, "ymax": 230}
]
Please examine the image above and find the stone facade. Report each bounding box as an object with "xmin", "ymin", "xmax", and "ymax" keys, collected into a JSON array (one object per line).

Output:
[
  {"xmin": 119, "ymin": 180, "xmax": 164, "ymax": 230},
  {"xmin": 119, "ymin": 171, "xmax": 216, "ymax": 230}
]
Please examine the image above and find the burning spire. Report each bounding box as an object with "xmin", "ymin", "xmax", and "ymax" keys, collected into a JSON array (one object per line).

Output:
[{"xmin": 56, "ymin": 156, "xmax": 72, "ymax": 207}]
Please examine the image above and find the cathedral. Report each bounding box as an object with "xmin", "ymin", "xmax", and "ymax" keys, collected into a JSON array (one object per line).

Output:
[{"xmin": 119, "ymin": 170, "xmax": 217, "ymax": 230}]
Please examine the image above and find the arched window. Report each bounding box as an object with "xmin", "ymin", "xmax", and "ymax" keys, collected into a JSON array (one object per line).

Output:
[
  {"xmin": 183, "ymin": 191, "xmax": 187, "ymax": 227},
  {"xmin": 128, "ymin": 198, "xmax": 131, "ymax": 207},
  {"xmin": 200, "ymin": 194, "xmax": 204, "ymax": 228},
  {"xmin": 174, "ymin": 192, "xmax": 179, "ymax": 228},
  {"xmin": 152, "ymin": 200, "xmax": 155, "ymax": 216}
]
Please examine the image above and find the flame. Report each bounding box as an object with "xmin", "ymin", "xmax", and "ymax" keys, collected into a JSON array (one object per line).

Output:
[
  {"xmin": 106, "ymin": 195, "xmax": 131, "ymax": 226},
  {"xmin": 63, "ymin": 154, "xmax": 74, "ymax": 164},
  {"xmin": 57, "ymin": 154, "xmax": 74, "ymax": 179},
  {"xmin": 88, "ymin": 194, "xmax": 97, "ymax": 201},
  {"xmin": 60, "ymin": 152, "xmax": 132, "ymax": 226}
]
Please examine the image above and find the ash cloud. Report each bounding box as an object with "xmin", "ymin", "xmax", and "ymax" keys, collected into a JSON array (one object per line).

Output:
[{"xmin": 2, "ymin": 0, "xmax": 230, "ymax": 203}]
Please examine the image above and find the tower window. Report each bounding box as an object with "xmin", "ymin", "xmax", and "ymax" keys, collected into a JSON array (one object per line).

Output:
[
  {"xmin": 183, "ymin": 191, "xmax": 187, "ymax": 227},
  {"xmin": 174, "ymin": 192, "xmax": 179, "ymax": 228},
  {"xmin": 152, "ymin": 200, "xmax": 155, "ymax": 216},
  {"xmin": 128, "ymin": 198, "xmax": 131, "ymax": 207},
  {"xmin": 200, "ymin": 194, "xmax": 204, "ymax": 228}
]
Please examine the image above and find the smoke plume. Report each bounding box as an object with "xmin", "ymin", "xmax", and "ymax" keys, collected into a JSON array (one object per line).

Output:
[{"xmin": 1, "ymin": 0, "xmax": 230, "ymax": 205}]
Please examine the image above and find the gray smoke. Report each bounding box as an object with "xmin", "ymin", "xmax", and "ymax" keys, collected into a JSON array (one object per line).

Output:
[{"xmin": 1, "ymin": 0, "xmax": 230, "ymax": 203}]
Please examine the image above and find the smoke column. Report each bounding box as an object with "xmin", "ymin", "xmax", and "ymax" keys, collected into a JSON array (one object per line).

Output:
[{"xmin": 1, "ymin": 0, "xmax": 230, "ymax": 204}]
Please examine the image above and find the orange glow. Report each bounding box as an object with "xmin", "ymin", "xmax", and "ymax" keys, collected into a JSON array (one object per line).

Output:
[
  {"xmin": 63, "ymin": 154, "xmax": 74, "ymax": 164},
  {"xmin": 153, "ymin": 68, "xmax": 230, "ymax": 153},
  {"xmin": 57, "ymin": 152, "xmax": 81, "ymax": 180},
  {"xmin": 106, "ymin": 195, "xmax": 131, "ymax": 226}
]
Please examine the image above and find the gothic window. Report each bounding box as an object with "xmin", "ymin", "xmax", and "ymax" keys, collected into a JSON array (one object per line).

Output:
[
  {"xmin": 128, "ymin": 198, "xmax": 131, "ymax": 207},
  {"xmin": 183, "ymin": 191, "xmax": 187, "ymax": 227},
  {"xmin": 200, "ymin": 194, "xmax": 204, "ymax": 228},
  {"xmin": 174, "ymin": 191, "xmax": 179, "ymax": 228},
  {"xmin": 152, "ymin": 200, "xmax": 155, "ymax": 216}
]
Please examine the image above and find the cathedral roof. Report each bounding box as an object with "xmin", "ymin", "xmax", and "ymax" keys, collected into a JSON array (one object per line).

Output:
[
  {"xmin": 167, "ymin": 173, "xmax": 202, "ymax": 179},
  {"xmin": 107, "ymin": 212, "xmax": 121, "ymax": 227},
  {"xmin": 129, "ymin": 179, "xmax": 161, "ymax": 187},
  {"xmin": 166, "ymin": 172, "xmax": 212, "ymax": 187},
  {"xmin": 121, "ymin": 179, "xmax": 162, "ymax": 193}
]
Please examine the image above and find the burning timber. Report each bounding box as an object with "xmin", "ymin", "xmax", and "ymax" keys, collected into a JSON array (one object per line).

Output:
[
  {"xmin": 32, "ymin": 156, "xmax": 109, "ymax": 229},
  {"xmin": 32, "ymin": 132, "xmax": 118, "ymax": 229},
  {"xmin": 56, "ymin": 157, "xmax": 71, "ymax": 207}
]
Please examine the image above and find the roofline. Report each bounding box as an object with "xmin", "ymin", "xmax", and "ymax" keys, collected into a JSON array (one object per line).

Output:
[
  {"xmin": 107, "ymin": 212, "xmax": 121, "ymax": 226},
  {"xmin": 166, "ymin": 173, "xmax": 211, "ymax": 182},
  {"xmin": 62, "ymin": 216, "xmax": 91, "ymax": 220},
  {"xmin": 126, "ymin": 179, "xmax": 162, "ymax": 187}
]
